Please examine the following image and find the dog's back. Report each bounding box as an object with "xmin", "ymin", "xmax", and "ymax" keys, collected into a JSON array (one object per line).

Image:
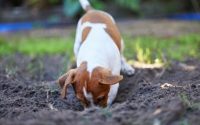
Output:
[
  {"xmin": 80, "ymin": 10, "xmax": 122, "ymax": 50},
  {"xmin": 75, "ymin": 0, "xmax": 123, "ymax": 72}
]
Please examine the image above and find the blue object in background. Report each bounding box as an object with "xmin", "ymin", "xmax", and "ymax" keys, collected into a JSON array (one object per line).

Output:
[
  {"xmin": 0, "ymin": 22, "xmax": 33, "ymax": 33},
  {"xmin": 169, "ymin": 13, "xmax": 200, "ymax": 21},
  {"xmin": 0, "ymin": 19, "xmax": 72, "ymax": 33}
]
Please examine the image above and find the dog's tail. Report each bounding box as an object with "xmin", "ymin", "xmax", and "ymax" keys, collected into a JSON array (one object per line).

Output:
[{"xmin": 79, "ymin": 0, "xmax": 93, "ymax": 12}]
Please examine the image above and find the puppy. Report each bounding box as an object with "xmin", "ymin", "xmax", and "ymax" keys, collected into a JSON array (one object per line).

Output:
[{"xmin": 58, "ymin": 0, "xmax": 135, "ymax": 108}]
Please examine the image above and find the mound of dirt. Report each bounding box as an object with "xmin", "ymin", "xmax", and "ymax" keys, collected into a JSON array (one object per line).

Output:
[{"xmin": 0, "ymin": 55, "xmax": 200, "ymax": 125}]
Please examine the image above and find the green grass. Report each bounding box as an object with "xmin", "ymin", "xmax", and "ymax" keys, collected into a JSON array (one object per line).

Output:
[
  {"xmin": 124, "ymin": 34, "xmax": 200, "ymax": 64},
  {"xmin": 0, "ymin": 33, "xmax": 200, "ymax": 64},
  {"xmin": 0, "ymin": 36, "xmax": 74, "ymax": 58}
]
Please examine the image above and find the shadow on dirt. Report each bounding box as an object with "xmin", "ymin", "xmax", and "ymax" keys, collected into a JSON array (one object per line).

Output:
[{"xmin": 0, "ymin": 54, "xmax": 200, "ymax": 125}]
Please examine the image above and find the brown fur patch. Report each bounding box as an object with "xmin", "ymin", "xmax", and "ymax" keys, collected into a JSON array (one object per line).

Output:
[
  {"xmin": 80, "ymin": 10, "xmax": 122, "ymax": 50},
  {"xmin": 72, "ymin": 62, "xmax": 90, "ymax": 107},
  {"xmin": 88, "ymin": 67, "xmax": 110, "ymax": 106},
  {"xmin": 82, "ymin": 27, "xmax": 91, "ymax": 42}
]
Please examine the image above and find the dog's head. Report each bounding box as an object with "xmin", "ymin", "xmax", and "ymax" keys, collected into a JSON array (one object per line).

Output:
[{"xmin": 57, "ymin": 62, "xmax": 123, "ymax": 107}]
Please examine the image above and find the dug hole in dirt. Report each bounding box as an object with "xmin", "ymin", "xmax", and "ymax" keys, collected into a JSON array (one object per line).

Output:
[{"xmin": 0, "ymin": 54, "xmax": 199, "ymax": 125}]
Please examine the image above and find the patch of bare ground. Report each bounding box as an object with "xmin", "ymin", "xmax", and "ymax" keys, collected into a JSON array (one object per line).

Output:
[{"xmin": 0, "ymin": 55, "xmax": 199, "ymax": 125}]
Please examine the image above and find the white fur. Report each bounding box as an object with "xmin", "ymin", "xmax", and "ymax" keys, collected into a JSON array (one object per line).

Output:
[
  {"xmin": 74, "ymin": 19, "xmax": 82, "ymax": 58},
  {"xmin": 79, "ymin": 0, "xmax": 90, "ymax": 10},
  {"xmin": 76, "ymin": 22, "xmax": 121, "ymax": 73},
  {"xmin": 107, "ymin": 83, "xmax": 119, "ymax": 106}
]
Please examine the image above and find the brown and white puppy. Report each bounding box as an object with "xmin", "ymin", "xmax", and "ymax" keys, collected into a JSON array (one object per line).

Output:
[{"xmin": 58, "ymin": 0, "xmax": 135, "ymax": 108}]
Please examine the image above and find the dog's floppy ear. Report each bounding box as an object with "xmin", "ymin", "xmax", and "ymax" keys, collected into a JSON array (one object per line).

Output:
[
  {"xmin": 57, "ymin": 69, "xmax": 77, "ymax": 98},
  {"xmin": 99, "ymin": 75, "xmax": 123, "ymax": 85},
  {"xmin": 95, "ymin": 67, "xmax": 123, "ymax": 85}
]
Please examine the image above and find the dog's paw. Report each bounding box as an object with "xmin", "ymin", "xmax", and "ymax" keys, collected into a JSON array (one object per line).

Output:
[
  {"xmin": 121, "ymin": 65, "xmax": 135, "ymax": 76},
  {"xmin": 125, "ymin": 67, "xmax": 135, "ymax": 76}
]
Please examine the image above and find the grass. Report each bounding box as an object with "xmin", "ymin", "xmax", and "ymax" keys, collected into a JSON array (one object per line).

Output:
[
  {"xmin": 0, "ymin": 33, "xmax": 200, "ymax": 65},
  {"xmin": 0, "ymin": 36, "xmax": 74, "ymax": 59},
  {"xmin": 124, "ymin": 34, "xmax": 200, "ymax": 64}
]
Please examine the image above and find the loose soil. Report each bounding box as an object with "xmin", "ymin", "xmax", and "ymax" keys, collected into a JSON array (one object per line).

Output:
[{"xmin": 0, "ymin": 54, "xmax": 199, "ymax": 125}]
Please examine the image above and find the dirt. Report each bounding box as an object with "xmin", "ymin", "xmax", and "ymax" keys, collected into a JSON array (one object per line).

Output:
[{"xmin": 0, "ymin": 54, "xmax": 199, "ymax": 125}]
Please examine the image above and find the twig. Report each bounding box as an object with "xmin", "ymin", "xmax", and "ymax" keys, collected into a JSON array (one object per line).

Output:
[
  {"xmin": 133, "ymin": 62, "xmax": 164, "ymax": 69},
  {"xmin": 46, "ymin": 90, "xmax": 58, "ymax": 111}
]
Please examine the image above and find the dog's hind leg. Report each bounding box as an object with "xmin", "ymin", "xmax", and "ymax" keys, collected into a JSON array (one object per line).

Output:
[
  {"xmin": 120, "ymin": 39, "xmax": 135, "ymax": 76},
  {"xmin": 121, "ymin": 56, "xmax": 135, "ymax": 76}
]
